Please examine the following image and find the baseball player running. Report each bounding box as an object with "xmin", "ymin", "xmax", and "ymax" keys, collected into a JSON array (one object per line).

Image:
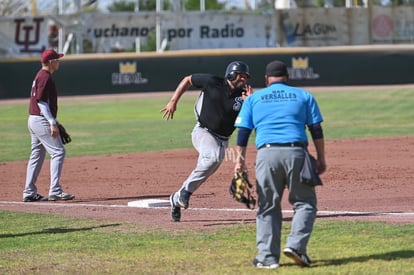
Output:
[{"xmin": 161, "ymin": 61, "xmax": 252, "ymax": 222}]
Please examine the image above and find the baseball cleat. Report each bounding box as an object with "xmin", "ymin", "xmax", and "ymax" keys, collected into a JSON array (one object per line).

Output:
[
  {"xmin": 252, "ymin": 258, "xmax": 279, "ymax": 269},
  {"xmin": 23, "ymin": 194, "xmax": 48, "ymax": 202},
  {"xmin": 283, "ymin": 247, "xmax": 311, "ymax": 267},
  {"xmin": 48, "ymin": 192, "xmax": 75, "ymax": 201},
  {"xmin": 177, "ymin": 189, "xmax": 192, "ymax": 209},
  {"xmin": 170, "ymin": 193, "xmax": 181, "ymax": 222}
]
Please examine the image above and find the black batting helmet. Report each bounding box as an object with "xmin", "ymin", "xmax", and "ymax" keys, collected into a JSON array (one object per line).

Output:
[{"xmin": 225, "ymin": 61, "xmax": 250, "ymax": 81}]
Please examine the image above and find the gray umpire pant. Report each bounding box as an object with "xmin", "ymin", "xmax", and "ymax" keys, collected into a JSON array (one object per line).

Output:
[
  {"xmin": 23, "ymin": 115, "xmax": 66, "ymax": 198},
  {"xmin": 255, "ymin": 147, "xmax": 317, "ymax": 264}
]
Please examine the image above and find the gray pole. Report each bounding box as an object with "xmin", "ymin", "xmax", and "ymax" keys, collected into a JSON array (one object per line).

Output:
[
  {"xmin": 58, "ymin": 0, "xmax": 64, "ymax": 53},
  {"xmin": 156, "ymin": 0, "xmax": 162, "ymax": 52}
]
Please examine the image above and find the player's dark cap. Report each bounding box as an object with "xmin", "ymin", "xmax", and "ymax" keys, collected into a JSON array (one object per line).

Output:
[
  {"xmin": 266, "ymin": 60, "xmax": 288, "ymax": 77},
  {"xmin": 41, "ymin": 49, "xmax": 64, "ymax": 63}
]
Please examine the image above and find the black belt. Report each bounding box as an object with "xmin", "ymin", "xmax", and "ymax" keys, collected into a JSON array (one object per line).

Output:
[
  {"xmin": 258, "ymin": 142, "xmax": 307, "ymax": 150},
  {"xmin": 198, "ymin": 123, "xmax": 229, "ymax": 141}
]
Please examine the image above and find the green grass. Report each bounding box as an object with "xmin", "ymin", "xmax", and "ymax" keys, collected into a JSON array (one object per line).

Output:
[
  {"xmin": 1, "ymin": 88, "xmax": 414, "ymax": 161},
  {"xmin": 0, "ymin": 95, "xmax": 197, "ymax": 161},
  {"xmin": 316, "ymin": 88, "xmax": 414, "ymax": 138},
  {"xmin": 0, "ymin": 211, "xmax": 413, "ymax": 274}
]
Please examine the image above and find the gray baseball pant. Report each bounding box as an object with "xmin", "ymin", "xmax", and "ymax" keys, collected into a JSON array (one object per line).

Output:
[
  {"xmin": 175, "ymin": 124, "xmax": 228, "ymax": 196},
  {"xmin": 23, "ymin": 115, "xmax": 66, "ymax": 198},
  {"xmin": 255, "ymin": 147, "xmax": 317, "ymax": 264}
]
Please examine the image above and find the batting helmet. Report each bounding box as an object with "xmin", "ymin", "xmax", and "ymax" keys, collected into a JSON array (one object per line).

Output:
[{"xmin": 225, "ymin": 61, "xmax": 250, "ymax": 81}]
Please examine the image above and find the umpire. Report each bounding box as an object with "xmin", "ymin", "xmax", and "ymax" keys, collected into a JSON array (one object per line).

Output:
[{"xmin": 234, "ymin": 60, "xmax": 326, "ymax": 269}]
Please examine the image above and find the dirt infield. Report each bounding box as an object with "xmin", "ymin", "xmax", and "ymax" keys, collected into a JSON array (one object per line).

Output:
[{"xmin": 1, "ymin": 136, "xmax": 413, "ymax": 229}]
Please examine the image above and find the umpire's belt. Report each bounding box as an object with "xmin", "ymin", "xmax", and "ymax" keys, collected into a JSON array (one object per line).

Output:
[{"xmin": 258, "ymin": 142, "xmax": 307, "ymax": 150}]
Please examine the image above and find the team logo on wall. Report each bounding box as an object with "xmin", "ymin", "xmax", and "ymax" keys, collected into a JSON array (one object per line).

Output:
[
  {"xmin": 14, "ymin": 17, "xmax": 46, "ymax": 53},
  {"xmin": 112, "ymin": 62, "xmax": 148, "ymax": 85},
  {"xmin": 288, "ymin": 57, "xmax": 320, "ymax": 80}
]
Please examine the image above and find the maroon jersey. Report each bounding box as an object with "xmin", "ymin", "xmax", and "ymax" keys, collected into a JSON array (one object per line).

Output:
[{"xmin": 29, "ymin": 69, "xmax": 58, "ymax": 117}]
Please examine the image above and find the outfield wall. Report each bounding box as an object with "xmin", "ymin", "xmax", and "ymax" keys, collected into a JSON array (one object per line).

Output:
[{"xmin": 1, "ymin": 45, "xmax": 414, "ymax": 99}]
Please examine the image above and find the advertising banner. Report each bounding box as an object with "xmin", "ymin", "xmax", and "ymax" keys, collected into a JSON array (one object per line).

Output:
[
  {"xmin": 78, "ymin": 12, "xmax": 156, "ymax": 52},
  {"xmin": 371, "ymin": 7, "xmax": 414, "ymax": 44},
  {"xmin": 161, "ymin": 12, "xmax": 277, "ymax": 50},
  {"xmin": 278, "ymin": 8, "xmax": 352, "ymax": 47}
]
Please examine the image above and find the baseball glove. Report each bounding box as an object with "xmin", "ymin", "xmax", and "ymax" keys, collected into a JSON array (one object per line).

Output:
[
  {"xmin": 229, "ymin": 170, "xmax": 256, "ymax": 210},
  {"xmin": 57, "ymin": 123, "xmax": 72, "ymax": 145}
]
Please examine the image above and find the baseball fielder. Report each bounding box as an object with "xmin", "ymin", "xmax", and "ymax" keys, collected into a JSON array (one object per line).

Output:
[{"xmin": 23, "ymin": 49, "xmax": 75, "ymax": 202}]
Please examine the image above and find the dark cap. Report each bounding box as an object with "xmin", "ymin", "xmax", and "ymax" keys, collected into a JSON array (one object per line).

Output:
[
  {"xmin": 265, "ymin": 60, "xmax": 288, "ymax": 77},
  {"xmin": 41, "ymin": 49, "xmax": 64, "ymax": 63}
]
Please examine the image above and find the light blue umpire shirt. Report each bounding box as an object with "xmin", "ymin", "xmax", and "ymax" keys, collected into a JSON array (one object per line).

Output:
[{"xmin": 234, "ymin": 82, "xmax": 323, "ymax": 148}]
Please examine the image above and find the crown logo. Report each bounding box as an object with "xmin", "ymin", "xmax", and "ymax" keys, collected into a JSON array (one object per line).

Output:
[
  {"xmin": 119, "ymin": 62, "xmax": 137, "ymax": 73},
  {"xmin": 291, "ymin": 57, "xmax": 308, "ymax": 69}
]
